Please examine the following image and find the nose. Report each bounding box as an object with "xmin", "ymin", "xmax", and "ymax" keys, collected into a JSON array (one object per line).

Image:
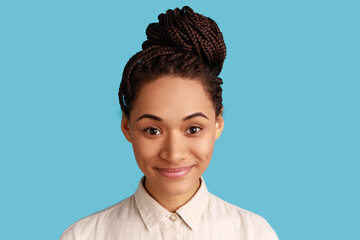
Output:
[{"xmin": 159, "ymin": 132, "xmax": 188, "ymax": 163}]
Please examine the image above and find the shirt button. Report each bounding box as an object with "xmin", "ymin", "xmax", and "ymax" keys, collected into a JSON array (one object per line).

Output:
[{"xmin": 169, "ymin": 214, "xmax": 177, "ymax": 221}]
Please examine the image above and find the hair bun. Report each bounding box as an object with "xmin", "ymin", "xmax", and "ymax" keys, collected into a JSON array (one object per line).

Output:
[{"xmin": 142, "ymin": 6, "xmax": 226, "ymax": 76}]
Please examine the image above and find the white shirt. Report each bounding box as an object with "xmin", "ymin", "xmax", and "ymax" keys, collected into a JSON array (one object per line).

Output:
[{"xmin": 60, "ymin": 177, "xmax": 278, "ymax": 240}]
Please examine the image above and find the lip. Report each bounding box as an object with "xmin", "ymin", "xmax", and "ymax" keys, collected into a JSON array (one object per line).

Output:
[{"xmin": 156, "ymin": 166, "xmax": 194, "ymax": 179}]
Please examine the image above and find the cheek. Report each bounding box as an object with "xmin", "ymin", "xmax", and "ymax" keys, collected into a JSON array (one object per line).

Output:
[
  {"xmin": 132, "ymin": 137, "xmax": 160, "ymax": 167},
  {"xmin": 189, "ymin": 135, "xmax": 216, "ymax": 163}
]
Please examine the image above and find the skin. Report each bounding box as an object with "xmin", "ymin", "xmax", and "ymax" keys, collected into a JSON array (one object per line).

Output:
[{"xmin": 121, "ymin": 75, "xmax": 224, "ymax": 212}]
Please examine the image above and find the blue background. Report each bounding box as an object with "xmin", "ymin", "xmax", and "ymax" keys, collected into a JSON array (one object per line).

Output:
[{"xmin": 1, "ymin": 0, "xmax": 359, "ymax": 239}]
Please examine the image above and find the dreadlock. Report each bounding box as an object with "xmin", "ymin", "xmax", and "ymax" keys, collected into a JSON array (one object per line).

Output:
[{"xmin": 118, "ymin": 6, "xmax": 227, "ymax": 118}]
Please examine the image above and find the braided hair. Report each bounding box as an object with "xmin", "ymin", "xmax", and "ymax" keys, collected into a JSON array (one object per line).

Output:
[{"xmin": 118, "ymin": 6, "xmax": 226, "ymax": 118}]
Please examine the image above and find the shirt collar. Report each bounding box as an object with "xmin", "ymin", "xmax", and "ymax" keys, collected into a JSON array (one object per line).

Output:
[
  {"xmin": 134, "ymin": 176, "xmax": 209, "ymax": 231},
  {"xmin": 134, "ymin": 177, "xmax": 169, "ymax": 231},
  {"xmin": 175, "ymin": 176, "xmax": 209, "ymax": 230}
]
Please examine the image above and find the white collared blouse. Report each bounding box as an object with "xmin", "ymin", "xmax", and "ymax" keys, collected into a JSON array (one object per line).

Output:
[{"xmin": 60, "ymin": 177, "xmax": 278, "ymax": 240}]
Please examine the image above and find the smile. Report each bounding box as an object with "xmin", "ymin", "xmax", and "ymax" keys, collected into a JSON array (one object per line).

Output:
[{"xmin": 156, "ymin": 166, "xmax": 194, "ymax": 179}]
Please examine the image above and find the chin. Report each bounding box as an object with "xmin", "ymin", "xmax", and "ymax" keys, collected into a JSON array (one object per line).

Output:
[{"xmin": 159, "ymin": 177, "xmax": 200, "ymax": 196}]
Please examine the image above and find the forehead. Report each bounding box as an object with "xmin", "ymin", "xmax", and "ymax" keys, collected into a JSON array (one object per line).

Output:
[{"xmin": 130, "ymin": 75, "xmax": 215, "ymax": 120}]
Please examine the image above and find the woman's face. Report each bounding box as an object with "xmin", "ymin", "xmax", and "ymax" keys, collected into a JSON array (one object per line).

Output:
[{"xmin": 121, "ymin": 75, "xmax": 224, "ymax": 198}]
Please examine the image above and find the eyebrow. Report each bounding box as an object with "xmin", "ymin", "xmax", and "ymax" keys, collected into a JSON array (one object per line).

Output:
[
  {"xmin": 136, "ymin": 112, "xmax": 209, "ymax": 122},
  {"xmin": 182, "ymin": 112, "xmax": 209, "ymax": 121},
  {"xmin": 136, "ymin": 114, "xmax": 162, "ymax": 122}
]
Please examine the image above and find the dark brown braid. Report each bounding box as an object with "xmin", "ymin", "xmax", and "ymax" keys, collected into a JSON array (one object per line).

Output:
[{"xmin": 118, "ymin": 6, "xmax": 226, "ymax": 118}]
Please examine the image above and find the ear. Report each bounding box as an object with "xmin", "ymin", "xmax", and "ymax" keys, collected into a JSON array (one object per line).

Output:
[
  {"xmin": 121, "ymin": 113, "xmax": 132, "ymax": 143},
  {"xmin": 215, "ymin": 112, "xmax": 224, "ymax": 141}
]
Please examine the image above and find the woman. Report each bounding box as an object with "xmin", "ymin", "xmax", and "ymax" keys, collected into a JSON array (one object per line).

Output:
[{"xmin": 60, "ymin": 6, "xmax": 278, "ymax": 240}]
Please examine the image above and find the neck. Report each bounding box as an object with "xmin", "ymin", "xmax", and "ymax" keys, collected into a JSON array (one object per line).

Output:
[{"xmin": 144, "ymin": 178, "xmax": 200, "ymax": 213}]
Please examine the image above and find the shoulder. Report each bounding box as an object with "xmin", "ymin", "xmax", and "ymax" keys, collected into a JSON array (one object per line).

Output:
[
  {"xmin": 60, "ymin": 195, "xmax": 136, "ymax": 240},
  {"xmin": 207, "ymin": 193, "xmax": 279, "ymax": 240}
]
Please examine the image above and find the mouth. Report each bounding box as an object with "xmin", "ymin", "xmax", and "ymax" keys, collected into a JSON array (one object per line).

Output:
[{"xmin": 156, "ymin": 166, "xmax": 194, "ymax": 179}]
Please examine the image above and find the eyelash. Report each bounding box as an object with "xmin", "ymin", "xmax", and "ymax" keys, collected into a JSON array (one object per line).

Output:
[
  {"xmin": 185, "ymin": 126, "xmax": 202, "ymax": 135},
  {"xmin": 144, "ymin": 127, "xmax": 162, "ymax": 135},
  {"xmin": 143, "ymin": 126, "xmax": 203, "ymax": 136}
]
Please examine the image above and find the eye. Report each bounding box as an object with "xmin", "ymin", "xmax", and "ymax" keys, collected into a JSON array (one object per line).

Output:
[
  {"xmin": 186, "ymin": 126, "xmax": 202, "ymax": 135},
  {"xmin": 145, "ymin": 128, "xmax": 161, "ymax": 135}
]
